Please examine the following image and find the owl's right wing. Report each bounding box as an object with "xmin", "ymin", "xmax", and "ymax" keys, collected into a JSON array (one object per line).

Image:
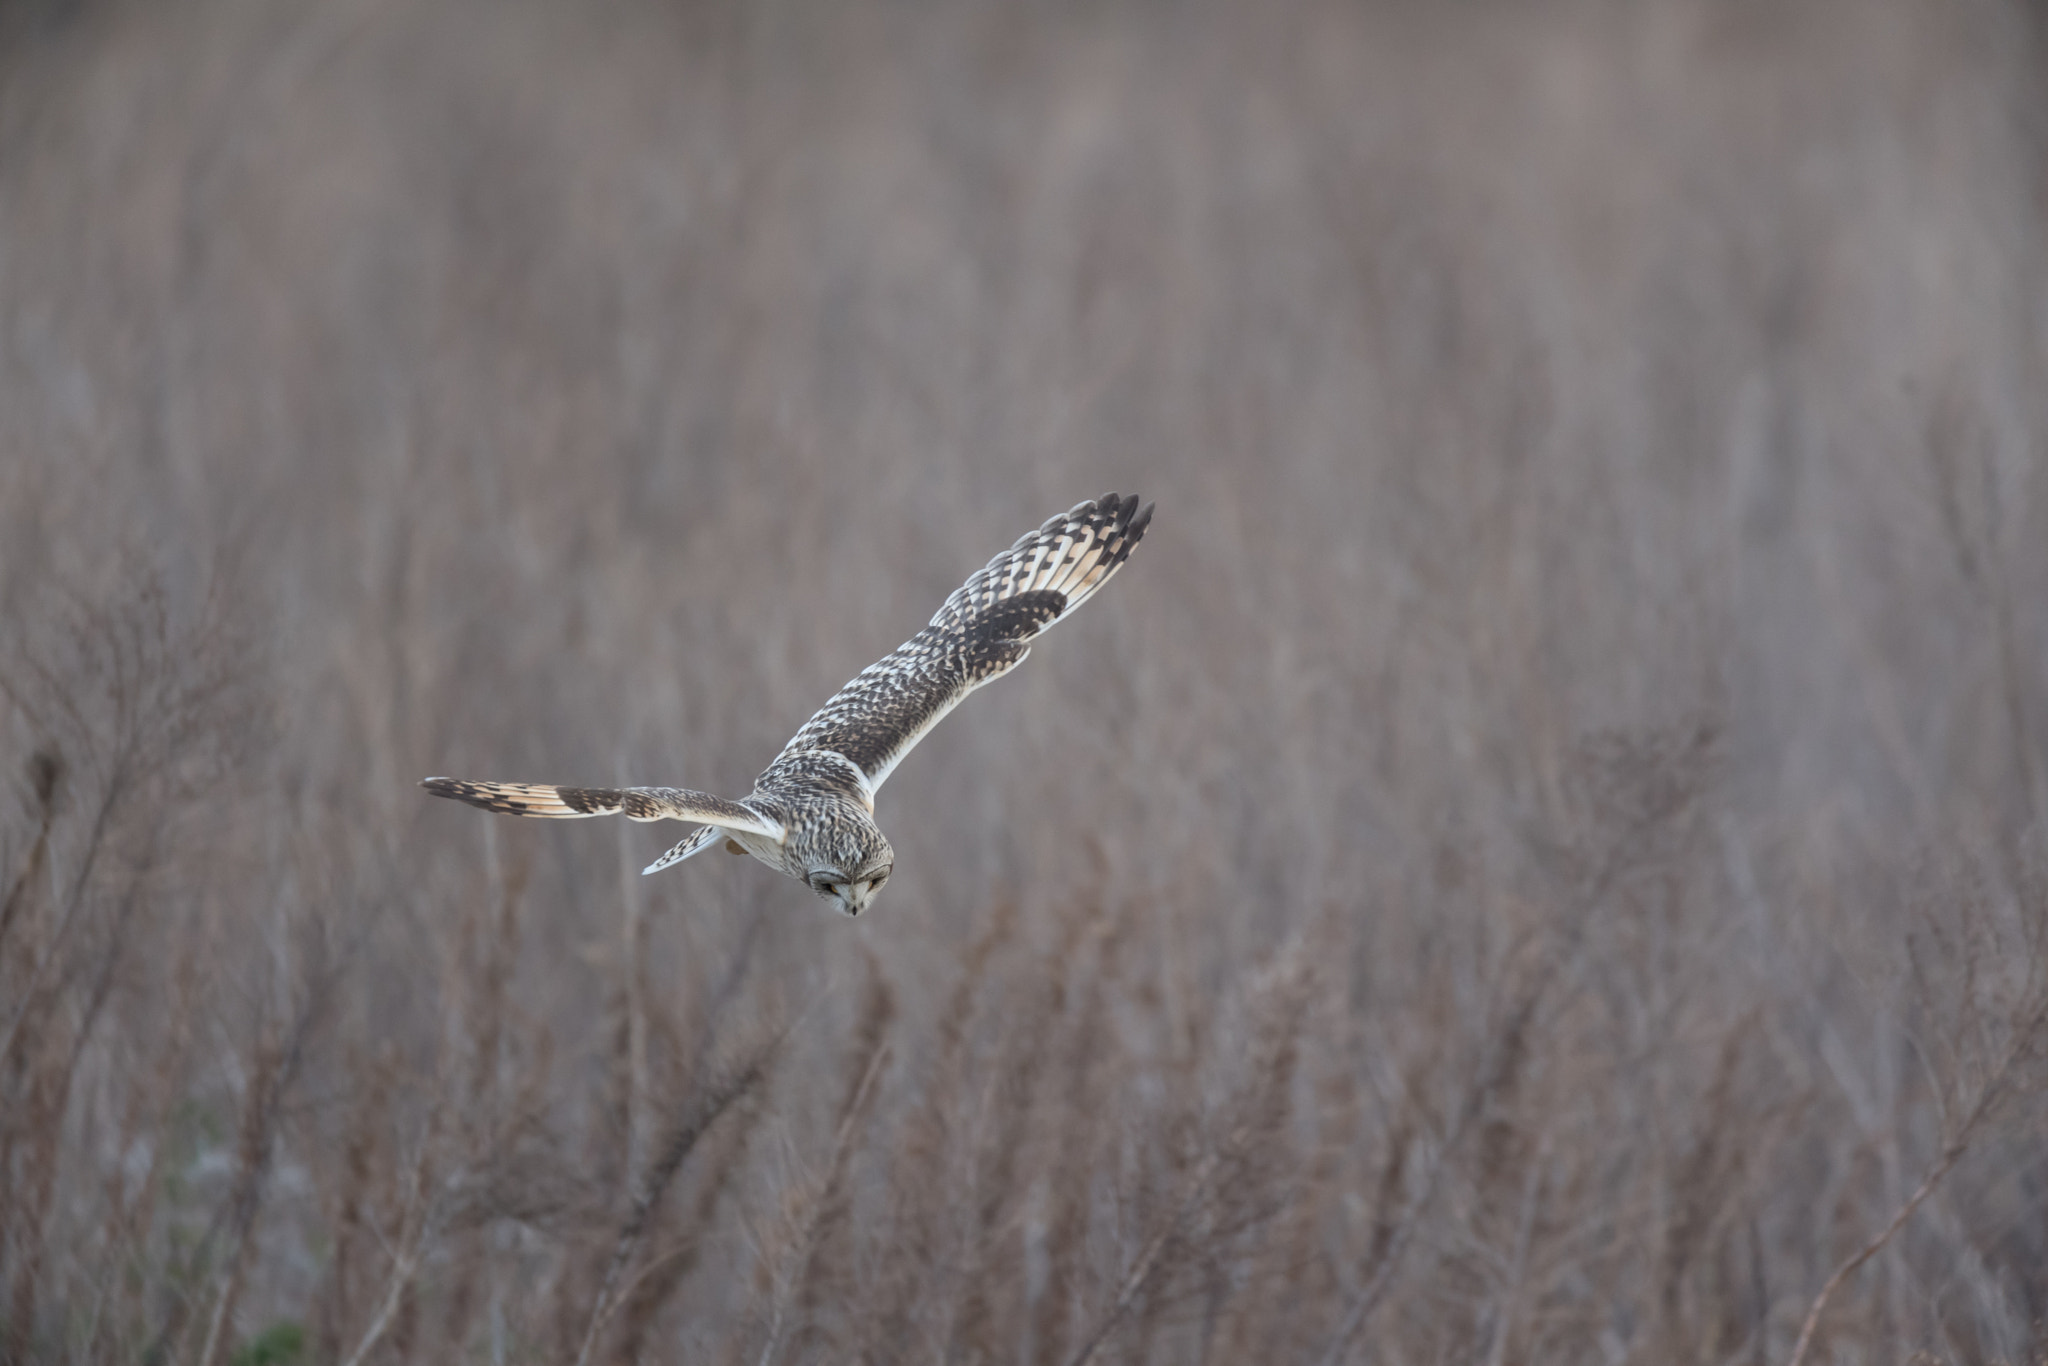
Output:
[
  {"xmin": 771, "ymin": 492, "xmax": 1153, "ymax": 794},
  {"xmin": 421, "ymin": 778, "xmax": 785, "ymax": 840}
]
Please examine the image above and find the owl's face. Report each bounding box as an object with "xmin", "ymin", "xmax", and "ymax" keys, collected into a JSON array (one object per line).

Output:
[
  {"xmin": 794, "ymin": 807, "xmax": 893, "ymax": 916},
  {"xmin": 805, "ymin": 846, "xmax": 892, "ymax": 917}
]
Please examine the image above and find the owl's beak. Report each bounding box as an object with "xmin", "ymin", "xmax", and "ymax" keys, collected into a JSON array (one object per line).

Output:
[{"xmin": 836, "ymin": 881, "xmax": 876, "ymax": 918}]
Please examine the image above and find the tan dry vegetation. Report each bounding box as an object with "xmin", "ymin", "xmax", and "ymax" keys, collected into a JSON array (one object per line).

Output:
[{"xmin": 3, "ymin": 0, "xmax": 2048, "ymax": 1361}]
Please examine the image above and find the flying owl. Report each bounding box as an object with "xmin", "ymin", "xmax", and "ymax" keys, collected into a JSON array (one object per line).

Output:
[{"xmin": 423, "ymin": 493, "xmax": 1153, "ymax": 916}]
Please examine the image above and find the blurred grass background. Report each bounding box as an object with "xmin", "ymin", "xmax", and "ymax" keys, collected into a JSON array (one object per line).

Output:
[{"xmin": 3, "ymin": 0, "xmax": 2047, "ymax": 1361}]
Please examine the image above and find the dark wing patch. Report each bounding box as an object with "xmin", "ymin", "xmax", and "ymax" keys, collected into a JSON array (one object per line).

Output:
[
  {"xmin": 421, "ymin": 778, "xmax": 624, "ymax": 817},
  {"xmin": 770, "ymin": 493, "xmax": 1152, "ymax": 791},
  {"xmin": 972, "ymin": 589, "xmax": 1067, "ymax": 643}
]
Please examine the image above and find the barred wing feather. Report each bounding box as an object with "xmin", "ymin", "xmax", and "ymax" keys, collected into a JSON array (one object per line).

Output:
[
  {"xmin": 774, "ymin": 492, "xmax": 1153, "ymax": 792},
  {"xmin": 420, "ymin": 778, "xmax": 785, "ymax": 839}
]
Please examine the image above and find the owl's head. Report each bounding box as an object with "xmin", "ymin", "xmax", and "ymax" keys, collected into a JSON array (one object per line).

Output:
[{"xmin": 805, "ymin": 831, "xmax": 893, "ymax": 917}]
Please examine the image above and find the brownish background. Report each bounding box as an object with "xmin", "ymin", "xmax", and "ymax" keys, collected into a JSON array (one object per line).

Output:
[{"xmin": 3, "ymin": 0, "xmax": 2046, "ymax": 1361}]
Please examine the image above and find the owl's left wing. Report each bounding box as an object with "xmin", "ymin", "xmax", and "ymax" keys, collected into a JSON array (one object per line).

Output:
[{"xmin": 772, "ymin": 492, "xmax": 1152, "ymax": 793}]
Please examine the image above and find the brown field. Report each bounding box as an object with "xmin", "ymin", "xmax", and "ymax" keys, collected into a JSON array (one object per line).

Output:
[{"xmin": 3, "ymin": 0, "xmax": 2047, "ymax": 1361}]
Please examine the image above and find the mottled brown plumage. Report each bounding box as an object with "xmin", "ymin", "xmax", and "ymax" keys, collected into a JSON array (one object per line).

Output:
[{"xmin": 423, "ymin": 493, "xmax": 1152, "ymax": 916}]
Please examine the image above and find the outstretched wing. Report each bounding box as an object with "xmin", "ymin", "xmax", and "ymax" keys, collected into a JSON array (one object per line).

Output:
[
  {"xmin": 421, "ymin": 778, "xmax": 785, "ymax": 840},
  {"xmin": 773, "ymin": 492, "xmax": 1153, "ymax": 793}
]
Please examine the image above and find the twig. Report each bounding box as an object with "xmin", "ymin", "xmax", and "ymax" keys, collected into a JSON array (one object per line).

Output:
[
  {"xmin": 756, "ymin": 1038, "xmax": 891, "ymax": 1366},
  {"xmin": 1785, "ymin": 1003, "xmax": 2043, "ymax": 1366},
  {"xmin": 192, "ymin": 999, "xmax": 321, "ymax": 1366},
  {"xmin": 573, "ymin": 1032, "xmax": 784, "ymax": 1366},
  {"xmin": 0, "ymin": 769, "xmax": 131, "ymax": 1072},
  {"xmin": 1312, "ymin": 1124, "xmax": 1450, "ymax": 1366},
  {"xmin": 1063, "ymin": 1149, "xmax": 1224, "ymax": 1366},
  {"xmin": 1314, "ymin": 813, "xmax": 1641, "ymax": 1366},
  {"xmin": 1484, "ymin": 1145, "xmax": 1549, "ymax": 1366},
  {"xmin": 142, "ymin": 971, "xmax": 324, "ymax": 1366},
  {"xmin": 340, "ymin": 1152, "xmax": 439, "ymax": 1366},
  {"xmin": 0, "ymin": 748, "xmax": 59, "ymax": 953},
  {"xmin": 1065, "ymin": 942, "xmax": 1315, "ymax": 1366}
]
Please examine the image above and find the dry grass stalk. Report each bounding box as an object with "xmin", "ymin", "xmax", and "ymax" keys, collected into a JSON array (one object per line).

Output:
[
  {"xmin": 575, "ymin": 1024, "xmax": 788, "ymax": 1366},
  {"xmin": 775, "ymin": 957, "xmax": 896, "ymax": 1360},
  {"xmin": 947, "ymin": 901, "xmax": 1091, "ymax": 1364},
  {"xmin": 1068, "ymin": 938, "xmax": 1313, "ymax": 1366},
  {"xmin": 0, "ymin": 750, "xmax": 58, "ymax": 954},
  {"xmin": 862, "ymin": 897, "xmax": 1020, "ymax": 1355},
  {"xmin": 605, "ymin": 1055, "xmax": 771, "ymax": 1362},
  {"xmin": 1786, "ymin": 943, "xmax": 2048, "ymax": 1366},
  {"xmin": 337, "ymin": 1141, "xmax": 441, "ymax": 1366},
  {"xmin": 188, "ymin": 985, "xmax": 324, "ymax": 1366}
]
